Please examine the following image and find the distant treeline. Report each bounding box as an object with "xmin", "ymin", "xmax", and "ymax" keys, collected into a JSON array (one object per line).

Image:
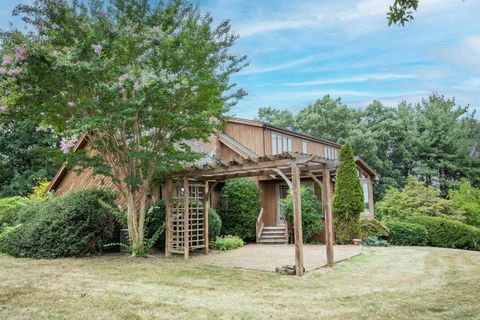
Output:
[{"xmin": 257, "ymin": 94, "xmax": 480, "ymax": 200}]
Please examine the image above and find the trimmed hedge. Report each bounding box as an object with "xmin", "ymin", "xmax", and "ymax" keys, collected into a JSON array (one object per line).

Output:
[
  {"xmin": 385, "ymin": 220, "xmax": 428, "ymax": 246},
  {"xmin": 219, "ymin": 178, "xmax": 260, "ymax": 241},
  {"xmin": 408, "ymin": 216, "xmax": 480, "ymax": 251},
  {"xmin": 0, "ymin": 189, "xmax": 117, "ymax": 258}
]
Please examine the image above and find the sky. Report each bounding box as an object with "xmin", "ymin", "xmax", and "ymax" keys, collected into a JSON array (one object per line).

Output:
[{"xmin": 1, "ymin": 0, "xmax": 480, "ymax": 119}]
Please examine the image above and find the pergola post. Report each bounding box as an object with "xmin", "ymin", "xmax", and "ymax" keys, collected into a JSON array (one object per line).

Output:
[
  {"xmin": 203, "ymin": 180, "xmax": 209, "ymax": 254},
  {"xmin": 183, "ymin": 176, "xmax": 190, "ymax": 259},
  {"xmin": 322, "ymin": 167, "xmax": 334, "ymax": 267},
  {"xmin": 165, "ymin": 177, "xmax": 173, "ymax": 257},
  {"xmin": 291, "ymin": 164, "xmax": 304, "ymax": 276}
]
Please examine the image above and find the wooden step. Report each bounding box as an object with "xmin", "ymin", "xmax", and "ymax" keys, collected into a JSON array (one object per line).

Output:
[
  {"xmin": 261, "ymin": 230, "xmax": 285, "ymax": 235},
  {"xmin": 257, "ymin": 238, "xmax": 288, "ymax": 244}
]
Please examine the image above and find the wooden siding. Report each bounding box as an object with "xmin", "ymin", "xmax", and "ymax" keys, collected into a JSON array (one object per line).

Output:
[
  {"xmin": 223, "ymin": 122, "xmax": 266, "ymax": 156},
  {"xmin": 259, "ymin": 180, "xmax": 277, "ymax": 227},
  {"xmin": 224, "ymin": 120, "xmax": 335, "ymax": 159}
]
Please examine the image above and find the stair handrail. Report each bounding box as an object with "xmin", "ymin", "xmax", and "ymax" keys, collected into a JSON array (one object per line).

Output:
[
  {"xmin": 256, "ymin": 207, "xmax": 264, "ymax": 242},
  {"xmin": 284, "ymin": 220, "xmax": 289, "ymax": 241}
]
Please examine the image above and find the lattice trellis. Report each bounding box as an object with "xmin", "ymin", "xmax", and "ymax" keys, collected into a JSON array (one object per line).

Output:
[{"xmin": 168, "ymin": 180, "xmax": 207, "ymax": 256}]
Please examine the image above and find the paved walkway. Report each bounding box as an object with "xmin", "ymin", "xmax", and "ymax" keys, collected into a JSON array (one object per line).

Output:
[{"xmin": 195, "ymin": 244, "xmax": 362, "ymax": 272}]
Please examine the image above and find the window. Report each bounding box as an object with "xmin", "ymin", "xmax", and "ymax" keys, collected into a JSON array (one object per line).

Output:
[
  {"xmin": 302, "ymin": 141, "xmax": 308, "ymax": 154},
  {"xmin": 271, "ymin": 133, "xmax": 293, "ymax": 155},
  {"xmin": 362, "ymin": 182, "xmax": 370, "ymax": 214},
  {"xmin": 324, "ymin": 147, "xmax": 338, "ymax": 159}
]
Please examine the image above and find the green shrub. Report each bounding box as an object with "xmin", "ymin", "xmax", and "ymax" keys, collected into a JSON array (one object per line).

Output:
[
  {"xmin": 0, "ymin": 196, "xmax": 29, "ymax": 229},
  {"xmin": 449, "ymin": 180, "xmax": 480, "ymax": 228},
  {"xmin": 208, "ymin": 208, "xmax": 222, "ymax": 240},
  {"xmin": 0, "ymin": 189, "xmax": 118, "ymax": 258},
  {"xmin": 215, "ymin": 235, "xmax": 244, "ymax": 251},
  {"xmin": 333, "ymin": 143, "xmax": 364, "ymax": 244},
  {"xmin": 282, "ymin": 186, "xmax": 323, "ymax": 243},
  {"xmin": 219, "ymin": 178, "xmax": 260, "ymax": 241},
  {"xmin": 377, "ymin": 176, "xmax": 460, "ymax": 220},
  {"xmin": 408, "ymin": 216, "xmax": 480, "ymax": 251},
  {"xmin": 145, "ymin": 200, "xmax": 166, "ymax": 249},
  {"xmin": 360, "ymin": 219, "xmax": 390, "ymax": 238},
  {"xmin": 362, "ymin": 236, "xmax": 389, "ymax": 247},
  {"xmin": 385, "ymin": 220, "xmax": 428, "ymax": 246}
]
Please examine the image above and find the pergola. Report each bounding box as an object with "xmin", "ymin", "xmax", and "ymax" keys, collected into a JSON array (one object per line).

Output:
[{"xmin": 164, "ymin": 152, "xmax": 337, "ymax": 276}]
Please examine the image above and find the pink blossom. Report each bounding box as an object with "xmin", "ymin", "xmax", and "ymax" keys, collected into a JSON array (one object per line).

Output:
[
  {"xmin": 36, "ymin": 127, "xmax": 46, "ymax": 132},
  {"xmin": 60, "ymin": 137, "xmax": 78, "ymax": 154},
  {"xmin": 2, "ymin": 55, "xmax": 12, "ymax": 66},
  {"xmin": 14, "ymin": 47, "xmax": 26, "ymax": 61},
  {"xmin": 0, "ymin": 67, "xmax": 5, "ymax": 75},
  {"xmin": 67, "ymin": 101, "xmax": 75, "ymax": 107},
  {"xmin": 51, "ymin": 23, "xmax": 59, "ymax": 30},
  {"xmin": 8, "ymin": 68, "xmax": 20, "ymax": 77},
  {"xmin": 0, "ymin": 104, "xmax": 7, "ymax": 112},
  {"xmin": 92, "ymin": 44, "xmax": 102, "ymax": 54}
]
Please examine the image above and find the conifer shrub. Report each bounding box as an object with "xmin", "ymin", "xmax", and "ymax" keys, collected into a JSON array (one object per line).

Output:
[
  {"xmin": 219, "ymin": 178, "xmax": 260, "ymax": 241},
  {"xmin": 333, "ymin": 143, "xmax": 364, "ymax": 244},
  {"xmin": 360, "ymin": 219, "xmax": 390, "ymax": 238}
]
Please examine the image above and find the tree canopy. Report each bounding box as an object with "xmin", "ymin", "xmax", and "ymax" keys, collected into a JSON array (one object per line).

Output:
[
  {"xmin": 0, "ymin": 0, "xmax": 247, "ymax": 256},
  {"xmin": 257, "ymin": 94, "xmax": 480, "ymax": 200}
]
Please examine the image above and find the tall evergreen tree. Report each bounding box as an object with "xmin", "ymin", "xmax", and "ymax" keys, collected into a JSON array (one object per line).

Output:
[{"xmin": 332, "ymin": 143, "xmax": 364, "ymax": 244}]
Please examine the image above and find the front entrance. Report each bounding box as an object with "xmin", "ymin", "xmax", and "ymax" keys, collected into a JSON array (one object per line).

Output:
[{"xmin": 276, "ymin": 183, "xmax": 290, "ymax": 226}]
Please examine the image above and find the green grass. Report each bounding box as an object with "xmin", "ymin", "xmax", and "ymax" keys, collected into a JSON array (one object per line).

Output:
[{"xmin": 0, "ymin": 247, "xmax": 479, "ymax": 319}]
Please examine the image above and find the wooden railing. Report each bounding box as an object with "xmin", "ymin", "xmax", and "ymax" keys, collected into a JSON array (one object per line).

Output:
[
  {"xmin": 256, "ymin": 207, "xmax": 264, "ymax": 242},
  {"xmin": 284, "ymin": 220, "xmax": 289, "ymax": 241}
]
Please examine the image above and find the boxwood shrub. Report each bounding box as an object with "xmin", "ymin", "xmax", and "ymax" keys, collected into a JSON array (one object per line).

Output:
[
  {"xmin": 385, "ymin": 220, "xmax": 428, "ymax": 246},
  {"xmin": 0, "ymin": 189, "xmax": 118, "ymax": 258},
  {"xmin": 408, "ymin": 216, "xmax": 480, "ymax": 251}
]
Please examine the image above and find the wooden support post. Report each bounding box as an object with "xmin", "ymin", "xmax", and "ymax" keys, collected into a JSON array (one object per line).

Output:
[
  {"xmin": 165, "ymin": 178, "xmax": 173, "ymax": 257},
  {"xmin": 203, "ymin": 180, "xmax": 209, "ymax": 254},
  {"xmin": 291, "ymin": 164, "xmax": 304, "ymax": 276},
  {"xmin": 322, "ymin": 167, "xmax": 334, "ymax": 267},
  {"xmin": 183, "ymin": 176, "xmax": 190, "ymax": 259}
]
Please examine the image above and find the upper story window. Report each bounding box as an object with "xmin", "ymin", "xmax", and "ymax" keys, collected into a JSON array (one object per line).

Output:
[
  {"xmin": 302, "ymin": 141, "xmax": 308, "ymax": 154},
  {"xmin": 324, "ymin": 147, "xmax": 338, "ymax": 160},
  {"xmin": 272, "ymin": 133, "xmax": 292, "ymax": 155}
]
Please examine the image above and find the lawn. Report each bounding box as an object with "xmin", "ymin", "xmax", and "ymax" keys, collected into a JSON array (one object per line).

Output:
[{"xmin": 0, "ymin": 246, "xmax": 479, "ymax": 320}]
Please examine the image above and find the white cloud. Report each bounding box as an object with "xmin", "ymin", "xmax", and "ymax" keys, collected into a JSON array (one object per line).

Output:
[
  {"xmin": 235, "ymin": 0, "xmax": 455, "ymax": 38},
  {"xmin": 453, "ymin": 77, "xmax": 480, "ymax": 91},
  {"xmin": 285, "ymin": 73, "xmax": 416, "ymax": 87},
  {"xmin": 240, "ymin": 53, "xmax": 326, "ymax": 75}
]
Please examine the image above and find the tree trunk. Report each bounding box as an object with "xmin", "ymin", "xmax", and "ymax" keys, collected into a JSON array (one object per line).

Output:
[{"xmin": 126, "ymin": 190, "xmax": 147, "ymax": 257}]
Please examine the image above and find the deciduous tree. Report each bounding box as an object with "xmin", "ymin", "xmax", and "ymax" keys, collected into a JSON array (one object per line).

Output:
[{"xmin": 0, "ymin": 0, "xmax": 246, "ymax": 256}]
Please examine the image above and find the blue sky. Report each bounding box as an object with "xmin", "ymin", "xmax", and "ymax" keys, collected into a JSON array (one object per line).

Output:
[{"xmin": 1, "ymin": 0, "xmax": 480, "ymax": 119}]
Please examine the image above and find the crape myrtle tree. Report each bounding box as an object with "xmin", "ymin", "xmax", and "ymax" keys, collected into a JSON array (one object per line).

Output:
[
  {"xmin": 0, "ymin": 0, "xmax": 247, "ymax": 256},
  {"xmin": 332, "ymin": 143, "xmax": 364, "ymax": 244}
]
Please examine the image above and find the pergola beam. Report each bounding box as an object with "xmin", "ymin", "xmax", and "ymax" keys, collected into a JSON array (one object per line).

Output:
[
  {"xmin": 321, "ymin": 168, "xmax": 334, "ymax": 267},
  {"xmin": 291, "ymin": 164, "xmax": 304, "ymax": 276},
  {"xmin": 183, "ymin": 176, "xmax": 190, "ymax": 259}
]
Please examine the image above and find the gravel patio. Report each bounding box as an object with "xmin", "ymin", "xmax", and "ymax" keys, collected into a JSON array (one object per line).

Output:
[{"xmin": 195, "ymin": 244, "xmax": 362, "ymax": 272}]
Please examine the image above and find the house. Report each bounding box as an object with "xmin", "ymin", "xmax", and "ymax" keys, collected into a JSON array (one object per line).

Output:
[{"xmin": 47, "ymin": 117, "xmax": 378, "ymax": 246}]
